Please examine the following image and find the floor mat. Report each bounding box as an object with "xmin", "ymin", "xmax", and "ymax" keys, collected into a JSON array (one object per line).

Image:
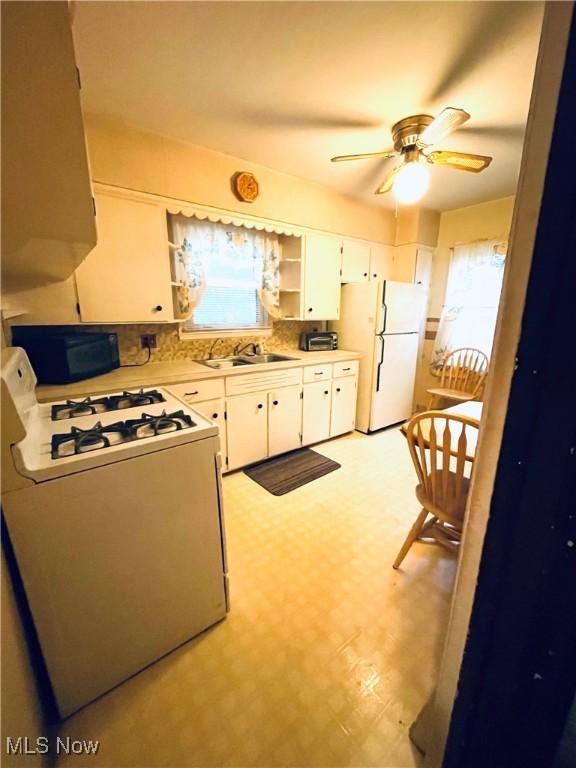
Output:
[{"xmin": 243, "ymin": 447, "xmax": 341, "ymax": 495}]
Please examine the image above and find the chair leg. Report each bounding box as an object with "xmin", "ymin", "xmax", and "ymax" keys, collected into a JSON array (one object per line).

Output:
[
  {"xmin": 427, "ymin": 394, "xmax": 436, "ymax": 409},
  {"xmin": 393, "ymin": 507, "xmax": 430, "ymax": 570}
]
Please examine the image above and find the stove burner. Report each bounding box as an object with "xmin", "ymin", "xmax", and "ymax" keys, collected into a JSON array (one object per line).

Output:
[
  {"xmin": 50, "ymin": 411, "xmax": 196, "ymax": 459},
  {"xmin": 51, "ymin": 397, "xmax": 109, "ymax": 421},
  {"xmin": 125, "ymin": 410, "xmax": 195, "ymax": 438},
  {"xmin": 51, "ymin": 422, "xmax": 128, "ymax": 459},
  {"xmin": 109, "ymin": 390, "xmax": 165, "ymax": 411},
  {"xmin": 51, "ymin": 390, "xmax": 166, "ymax": 420}
]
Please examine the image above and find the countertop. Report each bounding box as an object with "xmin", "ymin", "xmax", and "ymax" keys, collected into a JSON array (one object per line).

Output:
[{"xmin": 36, "ymin": 349, "xmax": 363, "ymax": 402}]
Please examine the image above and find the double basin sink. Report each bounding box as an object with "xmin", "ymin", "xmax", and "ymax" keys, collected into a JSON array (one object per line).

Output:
[{"xmin": 198, "ymin": 353, "xmax": 296, "ymax": 370}]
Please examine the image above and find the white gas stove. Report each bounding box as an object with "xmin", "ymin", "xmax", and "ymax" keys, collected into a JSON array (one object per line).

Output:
[
  {"xmin": 2, "ymin": 347, "xmax": 228, "ymax": 717},
  {"xmin": 2, "ymin": 348, "xmax": 217, "ymax": 483}
]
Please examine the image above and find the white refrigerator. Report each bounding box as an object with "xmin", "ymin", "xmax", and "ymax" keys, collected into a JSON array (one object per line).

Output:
[{"xmin": 331, "ymin": 280, "xmax": 425, "ymax": 432}]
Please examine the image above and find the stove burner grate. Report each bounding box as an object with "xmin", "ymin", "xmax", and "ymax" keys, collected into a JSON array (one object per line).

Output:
[
  {"xmin": 50, "ymin": 411, "xmax": 196, "ymax": 460},
  {"xmin": 51, "ymin": 390, "xmax": 166, "ymax": 420},
  {"xmin": 51, "ymin": 422, "xmax": 128, "ymax": 459}
]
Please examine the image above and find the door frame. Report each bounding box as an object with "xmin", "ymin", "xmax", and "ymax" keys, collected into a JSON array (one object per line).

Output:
[{"xmin": 425, "ymin": 4, "xmax": 576, "ymax": 766}]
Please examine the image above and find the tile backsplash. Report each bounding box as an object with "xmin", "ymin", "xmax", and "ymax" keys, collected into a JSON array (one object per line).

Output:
[{"xmin": 65, "ymin": 320, "xmax": 321, "ymax": 365}]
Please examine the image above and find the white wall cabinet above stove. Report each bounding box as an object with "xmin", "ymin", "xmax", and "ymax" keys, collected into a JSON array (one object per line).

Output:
[
  {"xmin": 1, "ymin": 2, "xmax": 96, "ymax": 293},
  {"xmin": 75, "ymin": 191, "xmax": 175, "ymax": 323}
]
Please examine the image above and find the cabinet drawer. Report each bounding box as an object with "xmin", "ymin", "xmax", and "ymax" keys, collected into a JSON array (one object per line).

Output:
[
  {"xmin": 333, "ymin": 360, "xmax": 359, "ymax": 378},
  {"xmin": 167, "ymin": 378, "xmax": 225, "ymax": 403},
  {"xmin": 303, "ymin": 364, "xmax": 333, "ymax": 383},
  {"xmin": 226, "ymin": 368, "xmax": 302, "ymax": 395}
]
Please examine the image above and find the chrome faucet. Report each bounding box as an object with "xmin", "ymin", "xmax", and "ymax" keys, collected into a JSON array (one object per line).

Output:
[
  {"xmin": 233, "ymin": 342, "xmax": 261, "ymax": 356},
  {"xmin": 208, "ymin": 337, "xmax": 226, "ymax": 359}
]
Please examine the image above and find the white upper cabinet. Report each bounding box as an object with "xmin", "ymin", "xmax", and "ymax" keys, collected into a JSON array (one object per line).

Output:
[
  {"xmin": 369, "ymin": 244, "xmax": 395, "ymax": 282},
  {"xmin": 75, "ymin": 191, "xmax": 174, "ymax": 323},
  {"xmin": 302, "ymin": 233, "xmax": 341, "ymax": 320},
  {"xmin": 340, "ymin": 240, "xmax": 371, "ymax": 283},
  {"xmin": 1, "ymin": 1, "xmax": 96, "ymax": 293}
]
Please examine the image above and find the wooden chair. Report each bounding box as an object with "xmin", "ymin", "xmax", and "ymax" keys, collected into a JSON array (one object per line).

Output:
[
  {"xmin": 427, "ymin": 347, "xmax": 489, "ymax": 409},
  {"xmin": 393, "ymin": 411, "xmax": 479, "ymax": 570}
]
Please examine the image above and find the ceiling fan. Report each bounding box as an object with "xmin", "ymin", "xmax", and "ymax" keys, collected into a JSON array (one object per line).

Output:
[{"xmin": 331, "ymin": 108, "xmax": 492, "ymax": 204}]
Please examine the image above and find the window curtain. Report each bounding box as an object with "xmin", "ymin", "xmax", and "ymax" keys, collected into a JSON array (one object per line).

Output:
[
  {"xmin": 171, "ymin": 217, "xmax": 281, "ymax": 320},
  {"xmin": 431, "ymin": 239, "xmax": 506, "ymax": 372}
]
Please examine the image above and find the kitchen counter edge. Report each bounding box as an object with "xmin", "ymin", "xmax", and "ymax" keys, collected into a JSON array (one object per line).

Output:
[{"xmin": 36, "ymin": 350, "xmax": 363, "ymax": 402}]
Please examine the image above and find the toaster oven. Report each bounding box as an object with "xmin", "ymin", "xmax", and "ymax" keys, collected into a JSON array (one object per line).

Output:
[{"xmin": 299, "ymin": 331, "xmax": 338, "ymax": 351}]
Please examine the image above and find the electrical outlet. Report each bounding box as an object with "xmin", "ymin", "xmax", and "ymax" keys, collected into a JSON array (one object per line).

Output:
[{"xmin": 141, "ymin": 334, "xmax": 157, "ymax": 349}]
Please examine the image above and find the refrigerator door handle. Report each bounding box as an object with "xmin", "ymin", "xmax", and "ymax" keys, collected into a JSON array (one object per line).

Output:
[
  {"xmin": 376, "ymin": 335, "xmax": 385, "ymax": 392},
  {"xmin": 380, "ymin": 302, "xmax": 388, "ymax": 335}
]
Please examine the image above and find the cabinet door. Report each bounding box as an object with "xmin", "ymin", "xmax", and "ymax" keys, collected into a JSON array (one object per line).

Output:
[
  {"xmin": 1, "ymin": 2, "xmax": 96, "ymax": 292},
  {"xmin": 370, "ymin": 244, "xmax": 395, "ymax": 281},
  {"xmin": 330, "ymin": 377, "xmax": 357, "ymax": 437},
  {"xmin": 302, "ymin": 382, "xmax": 332, "ymax": 446},
  {"xmin": 268, "ymin": 386, "xmax": 303, "ymax": 456},
  {"xmin": 189, "ymin": 398, "xmax": 228, "ymax": 470},
  {"xmin": 341, "ymin": 241, "xmax": 370, "ymax": 283},
  {"xmin": 226, "ymin": 393, "xmax": 268, "ymax": 470},
  {"xmin": 414, "ymin": 247, "xmax": 433, "ymax": 290},
  {"xmin": 75, "ymin": 192, "xmax": 174, "ymax": 323},
  {"xmin": 303, "ymin": 233, "xmax": 341, "ymax": 320}
]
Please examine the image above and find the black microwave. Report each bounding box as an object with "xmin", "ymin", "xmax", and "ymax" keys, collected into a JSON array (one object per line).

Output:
[{"xmin": 12, "ymin": 328, "xmax": 120, "ymax": 384}]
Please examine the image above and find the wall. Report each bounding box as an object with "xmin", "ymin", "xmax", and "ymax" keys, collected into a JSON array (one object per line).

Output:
[
  {"xmin": 84, "ymin": 114, "xmax": 397, "ymax": 244},
  {"xmin": 414, "ymin": 196, "xmax": 515, "ymax": 408}
]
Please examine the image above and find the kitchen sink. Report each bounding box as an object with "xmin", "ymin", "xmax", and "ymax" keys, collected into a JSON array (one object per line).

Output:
[
  {"xmin": 198, "ymin": 353, "xmax": 297, "ymax": 369},
  {"xmin": 198, "ymin": 356, "xmax": 254, "ymax": 369},
  {"xmin": 239, "ymin": 354, "xmax": 297, "ymax": 364}
]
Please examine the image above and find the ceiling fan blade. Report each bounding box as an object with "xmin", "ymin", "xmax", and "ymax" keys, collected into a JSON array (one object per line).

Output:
[
  {"xmin": 417, "ymin": 107, "xmax": 471, "ymax": 148},
  {"xmin": 331, "ymin": 149, "xmax": 397, "ymax": 163},
  {"xmin": 426, "ymin": 150, "xmax": 492, "ymax": 173},
  {"xmin": 374, "ymin": 164, "xmax": 403, "ymax": 194}
]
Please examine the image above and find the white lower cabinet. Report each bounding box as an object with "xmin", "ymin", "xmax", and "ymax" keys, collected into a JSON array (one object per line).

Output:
[
  {"xmin": 268, "ymin": 386, "xmax": 303, "ymax": 457},
  {"xmin": 189, "ymin": 398, "xmax": 228, "ymax": 468},
  {"xmin": 302, "ymin": 382, "xmax": 332, "ymax": 446},
  {"xmin": 226, "ymin": 393, "xmax": 268, "ymax": 471},
  {"xmin": 213, "ymin": 360, "xmax": 358, "ymax": 471},
  {"xmin": 330, "ymin": 377, "xmax": 357, "ymax": 437}
]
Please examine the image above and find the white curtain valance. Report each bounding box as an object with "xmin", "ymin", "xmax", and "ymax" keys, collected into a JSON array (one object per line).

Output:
[{"xmin": 165, "ymin": 206, "xmax": 301, "ymax": 238}]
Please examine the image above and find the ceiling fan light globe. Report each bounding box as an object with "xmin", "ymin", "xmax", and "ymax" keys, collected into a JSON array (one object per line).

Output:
[{"xmin": 394, "ymin": 161, "xmax": 430, "ymax": 205}]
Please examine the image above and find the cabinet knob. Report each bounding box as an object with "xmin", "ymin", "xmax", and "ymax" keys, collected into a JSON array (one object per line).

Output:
[
  {"xmin": 153, "ymin": 305, "xmax": 163, "ymax": 312},
  {"xmin": 373, "ymin": 273, "xmax": 377, "ymax": 278},
  {"xmin": 308, "ymin": 307, "xmax": 313, "ymax": 313},
  {"xmin": 363, "ymin": 272, "xmax": 368, "ymax": 277},
  {"xmin": 212, "ymin": 413, "xmax": 218, "ymax": 419},
  {"xmin": 257, "ymin": 403, "xmax": 263, "ymax": 409},
  {"xmin": 336, "ymin": 387, "xmax": 341, "ymax": 393},
  {"xmin": 324, "ymin": 390, "xmax": 329, "ymax": 395},
  {"xmin": 273, "ymin": 400, "xmax": 279, "ymax": 405}
]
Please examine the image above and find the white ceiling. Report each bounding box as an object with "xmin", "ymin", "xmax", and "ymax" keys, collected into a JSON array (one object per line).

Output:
[{"xmin": 72, "ymin": 1, "xmax": 544, "ymax": 212}]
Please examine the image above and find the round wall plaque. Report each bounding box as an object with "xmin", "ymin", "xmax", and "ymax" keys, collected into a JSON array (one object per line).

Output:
[{"xmin": 233, "ymin": 171, "xmax": 259, "ymax": 203}]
